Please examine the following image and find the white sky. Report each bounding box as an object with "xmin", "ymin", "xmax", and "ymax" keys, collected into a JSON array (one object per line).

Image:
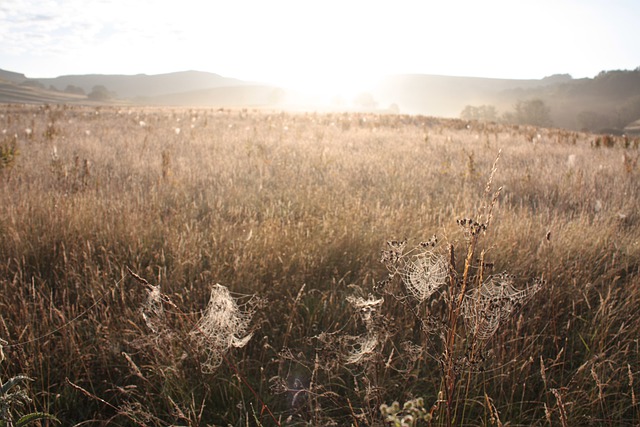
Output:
[{"xmin": 1, "ymin": 0, "xmax": 639, "ymax": 96}]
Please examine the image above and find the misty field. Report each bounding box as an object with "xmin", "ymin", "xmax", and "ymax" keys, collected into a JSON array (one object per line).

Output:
[{"xmin": 0, "ymin": 104, "xmax": 639, "ymax": 426}]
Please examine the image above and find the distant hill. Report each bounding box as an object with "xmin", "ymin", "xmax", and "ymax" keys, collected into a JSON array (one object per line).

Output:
[
  {"xmin": 2, "ymin": 67, "xmax": 640, "ymax": 132},
  {"xmin": 369, "ymin": 69, "xmax": 640, "ymax": 132},
  {"xmin": 372, "ymin": 74, "xmax": 571, "ymax": 117},
  {"xmin": 141, "ymin": 85, "xmax": 284, "ymax": 107},
  {"xmin": 34, "ymin": 70, "xmax": 251, "ymax": 99},
  {"xmin": 496, "ymin": 69, "xmax": 640, "ymax": 131},
  {"xmin": 0, "ymin": 69, "xmax": 28, "ymax": 84},
  {"xmin": 0, "ymin": 68, "xmax": 282, "ymax": 108},
  {"xmin": 0, "ymin": 80, "xmax": 88, "ymax": 104}
]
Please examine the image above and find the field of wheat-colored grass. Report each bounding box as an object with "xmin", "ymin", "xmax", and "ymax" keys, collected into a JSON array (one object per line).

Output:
[{"xmin": 0, "ymin": 104, "xmax": 639, "ymax": 426}]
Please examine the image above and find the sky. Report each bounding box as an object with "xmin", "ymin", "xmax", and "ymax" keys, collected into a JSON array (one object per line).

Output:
[{"xmin": 1, "ymin": 0, "xmax": 639, "ymax": 97}]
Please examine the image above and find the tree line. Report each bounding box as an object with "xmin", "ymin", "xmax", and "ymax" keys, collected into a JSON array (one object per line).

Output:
[{"xmin": 461, "ymin": 99, "xmax": 552, "ymax": 127}]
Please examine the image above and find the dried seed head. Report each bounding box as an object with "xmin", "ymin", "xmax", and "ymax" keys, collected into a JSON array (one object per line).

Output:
[
  {"xmin": 374, "ymin": 275, "xmax": 392, "ymax": 293},
  {"xmin": 457, "ymin": 218, "xmax": 487, "ymax": 236},
  {"xmin": 420, "ymin": 235, "xmax": 438, "ymax": 248},
  {"xmin": 381, "ymin": 239, "xmax": 407, "ymax": 271}
]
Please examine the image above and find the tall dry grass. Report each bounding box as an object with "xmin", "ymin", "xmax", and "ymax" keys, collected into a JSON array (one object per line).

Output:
[{"xmin": 0, "ymin": 104, "xmax": 638, "ymax": 425}]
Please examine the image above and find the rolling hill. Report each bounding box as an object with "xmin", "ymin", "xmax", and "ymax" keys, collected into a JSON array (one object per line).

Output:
[
  {"xmin": 0, "ymin": 80, "xmax": 88, "ymax": 104},
  {"xmin": 35, "ymin": 70, "xmax": 252, "ymax": 99},
  {"xmin": 370, "ymin": 70, "xmax": 640, "ymax": 131},
  {"xmin": 141, "ymin": 85, "xmax": 285, "ymax": 107},
  {"xmin": 1, "ymin": 67, "xmax": 639, "ymax": 132},
  {"xmin": 371, "ymin": 73, "xmax": 573, "ymax": 117},
  {"xmin": 0, "ymin": 69, "xmax": 284, "ymax": 108},
  {"xmin": 0, "ymin": 69, "xmax": 29, "ymax": 84}
]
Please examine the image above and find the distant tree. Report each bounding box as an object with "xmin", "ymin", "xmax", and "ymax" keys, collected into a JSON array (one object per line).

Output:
[
  {"xmin": 88, "ymin": 85, "xmax": 115, "ymax": 101},
  {"xmin": 510, "ymin": 99, "xmax": 552, "ymax": 127},
  {"xmin": 479, "ymin": 105, "xmax": 498, "ymax": 121},
  {"xmin": 460, "ymin": 105, "xmax": 475, "ymax": 120},
  {"xmin": 501, "ymin": 111, "xmax": 515, "ymax": 124},
  {"xmin": 591, "ymin": 69, "xmax": 640, "ymax": 99},
  {"xmin": 460, "ymin": 105, "xmax": 498, "ymax": 122},
  {"xmin": 64, "ymin": 85, "xmax": 86, "ymax": 95},
  {"xmin": 541, "ymin": 74, "xmax": 573, "ymax": 84}
]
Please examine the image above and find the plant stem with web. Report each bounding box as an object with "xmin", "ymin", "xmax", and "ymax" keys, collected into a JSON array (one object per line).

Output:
[{"xmin": 443, "ymin": 231, "xmax": 479, "ymax": 426}]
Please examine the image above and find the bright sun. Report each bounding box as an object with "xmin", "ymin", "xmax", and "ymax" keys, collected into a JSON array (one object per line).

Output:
[{"xmin": 264, "ymin": 68, "xmax": 383, "ymax": 107}]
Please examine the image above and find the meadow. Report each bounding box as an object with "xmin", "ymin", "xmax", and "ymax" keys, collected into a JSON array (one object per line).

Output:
[{"xmin": 0, "ymin": 104, "xmax": 639, "ymax": 426}]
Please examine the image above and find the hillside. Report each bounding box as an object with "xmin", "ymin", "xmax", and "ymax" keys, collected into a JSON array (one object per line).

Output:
[
  {"xmin": 1, "ymin": 67, "xmax": 639, "ymax": 131},
  {"xmin": 35, "ymin": 70, "xmax": 251, "ymax": 99},
  {"xmin": 372, "ymin": 73, "xmax": 570, "ymax": 117},
  {"xmin": 0, "ymin": 68, "xmax": 28, "ymax": 84},
  {"xmin": 142, "ymin": 84, "xmax": 284, "ymax": 107},
  {"xmin": 371, "ymin": 70, "xmax": 640, "ymax": 132},
  {"xmin": 0, "ymin": 80, "xmax": 89, "ymax": 104},
  {"xmin": 0, "ymin": 68, "xmax": 282, "ymax": 108}
]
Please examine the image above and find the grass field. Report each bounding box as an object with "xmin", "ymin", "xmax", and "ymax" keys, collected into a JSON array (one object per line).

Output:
[{"xmin": 1, "ymin": 104, "xmax": 639, "ymax": 426}]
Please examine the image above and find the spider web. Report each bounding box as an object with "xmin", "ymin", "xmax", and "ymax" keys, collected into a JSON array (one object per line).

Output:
[
  {"xmin": 141, "ymin": 284, "xmax": 165, "ymax": 335},
  {"xmin": 190, "ymin": 284, "xmax": 253, "ymax": 372},
  {"xmin": 399, "ymin": 250, "xmax": 448, "ymax": 302},
  {"xmin": 344, "ymin": 295, "xmax": 384, "ymax": 365},
  {"xmin": 344, "ymin": 332, "xmax": 379, "ymax": 364},
  {"xmin": 462, "ymin": 274, "xmax": 542, "ymax": 342}
]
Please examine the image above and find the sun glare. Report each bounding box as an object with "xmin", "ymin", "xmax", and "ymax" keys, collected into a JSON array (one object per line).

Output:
[{"xmin": 276, "ymin": 71, "xmax": 381, "ymax": 104}]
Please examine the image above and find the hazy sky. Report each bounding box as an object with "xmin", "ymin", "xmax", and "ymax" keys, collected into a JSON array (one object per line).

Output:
[{"xmin": 1, "ymin": 0, "xmax": 639, "ymax": 96}]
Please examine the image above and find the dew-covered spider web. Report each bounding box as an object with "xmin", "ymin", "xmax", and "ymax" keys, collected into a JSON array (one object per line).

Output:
[
  {"xmin": 344, "ymin": 295, "xmax": 384, "ymax": 364},
  {"xmin": 462, "ymin": 274, "xmax": 543, "ymax": 342},
  {"xmin": 141, "ymin": 284, "xmax": 166, "ymax": 335},
  {"xmin": 380, "ymin": 238, "xmax": 448, "ymax": 303},
  {"xmin": 190, "ymin": 284, "xmax": 254, "ymax": 372},
  {"xmin": 400, "ymin": 250, "xmax": 448, "ymax": 302}
]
